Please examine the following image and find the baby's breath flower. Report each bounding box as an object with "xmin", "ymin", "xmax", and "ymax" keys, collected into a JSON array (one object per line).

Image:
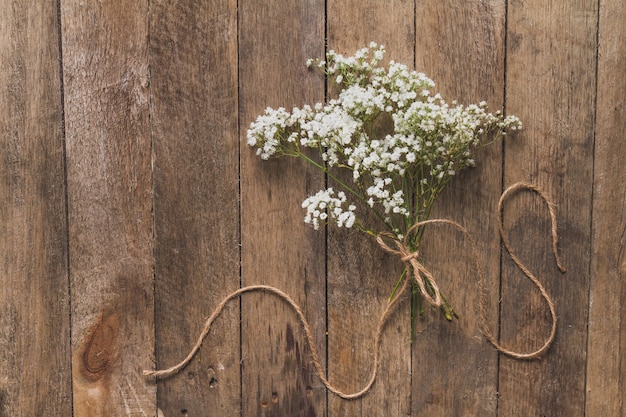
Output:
[
  {"xmin": 247, "ymin": 43, "xmax": 521, "ymax": 237},
  {"xmin": 302, "ymin": 188, "xmax": 356, "ymax": 230}
]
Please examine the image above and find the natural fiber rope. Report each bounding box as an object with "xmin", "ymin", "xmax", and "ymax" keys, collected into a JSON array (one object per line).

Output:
[
  {"xmin": 144, "ymin": 282, "xmax": 408, "ymax": 399},
  {"xmin": 376, "ymin": 223, "xmax": 443, "ymax": 308},
  {"xmin": 488, "ymin": 181, "xmax": 567, "ymax": 359},
  {"xmin": 143, "ymin": 181, "xmax": 565, "ymax": 396}
]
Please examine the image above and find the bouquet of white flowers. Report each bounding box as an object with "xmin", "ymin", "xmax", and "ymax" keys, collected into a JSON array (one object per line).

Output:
[
  {"xmin": 247, "ymin": 43, "xmax": 522, "ymax": 322},
  {"xmin": 145, "ymin": 44, "xmax": 563, "ymax": 392}
]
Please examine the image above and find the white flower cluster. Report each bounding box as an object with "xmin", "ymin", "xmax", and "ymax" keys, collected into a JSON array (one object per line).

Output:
[
  {"xmin": 248, "ymin": 43, "xmax": 522, "ymax": 236},
  {"xmin": 302, "ymin": 188, "xmax": 356, "ymax": 230}
]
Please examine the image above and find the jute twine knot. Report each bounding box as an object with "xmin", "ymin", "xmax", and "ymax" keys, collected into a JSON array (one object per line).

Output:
[
  {"xmin": 376, "ymin": 223, "xmax": 443, "ymax": 308},
  {"xmin": 144, "ymin": 182, "xmax": 566, "ymax": 398}
]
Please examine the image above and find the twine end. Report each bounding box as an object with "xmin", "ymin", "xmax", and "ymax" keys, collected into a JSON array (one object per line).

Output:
[
  {"xmin": 143, "ymin": 370, "xmax": 158, "ymax": 378},
  {"xmin": 555, "ymin": 254, "xmax": 566, "ymax": 273}
]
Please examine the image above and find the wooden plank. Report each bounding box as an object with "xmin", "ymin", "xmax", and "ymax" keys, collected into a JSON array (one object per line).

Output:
[
  {"xmin": 325, "ymin": 4, "xmax": 414, "ymax": 415},
  {"xmin": 412, "ymin": 1, "xmax": 505, "ymax": 415},
  {"xmin": 149, "ymin": 1, "xmax": 240, "ymax": 415},
  {"xmin": 239, "ymin": 1, "xmax": 326, "ymax": 415},
  {"xmin": 60, "ymin": 1, "xmax": 155, "ymax": 415},
  {"xmin": 0, "ymin": 3, "xmax": 71, "ymax": 415},
  {"xmin": 499, "ymin": 1, "xmax": 596, "ymax": 415},
  {"xmin": 586, "ymin": 1, "xmax": 626, "ymax": 415}
]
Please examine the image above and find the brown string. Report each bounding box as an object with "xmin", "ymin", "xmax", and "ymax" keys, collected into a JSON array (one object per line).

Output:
[
  {"xmin": 143, "ymin": 181, "xmax": 565, "ymax": 397},
  {"xmin": 488, "ymin": 181, "xmax": 567, "ymax": 359},
  {"xmin": 143, "ymin": 282, "xmax": 408, "ymax": 399}
]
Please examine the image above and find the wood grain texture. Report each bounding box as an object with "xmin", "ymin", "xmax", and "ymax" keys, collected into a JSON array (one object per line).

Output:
[
  {"xmin": 60, "ymin": 1, "xmax": 155, "ymax": 415},
  {"xmin": 150, "ymin": 0, "xmax": 240, "ymax": 416},
  {"xmin": 0, "ymin": 2, "xmax": 71, "ymax": 415},
  {"xmin": 149, "ymin": 1, "xmax": 241, "ymax": 416},
  {"xmin": 326, "ymin": 3, "xmax": 414, "ymax": 415},
  {"xmin": 412, "ymin": 1, "xmax": 505, "ymax": 415},
  {"xmin": 239, "ymin": 1, "xmax": 326, "ymax": 416},
  {"xmin": 500, "ymin": 1, "xmax": 596, "ymax": 415},
  {"xmin": 1, "ymin": 2, "xmax": 624, "ymax": 415},
  {"xmin": 586, "ymin": 1, "xmax": 626, "ymax": 415}
]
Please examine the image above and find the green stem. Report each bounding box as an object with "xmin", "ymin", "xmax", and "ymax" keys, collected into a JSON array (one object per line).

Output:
[
  {"xmin": 290, "ymin": 151, "xmax": 362, "ymax": 200},
  {"xmin": 411, "ymin": 280, "xmax": 423, "ymax": 341},
  {"xmin": 389, "ymin": 268, "xmax": 407, "ymax": 302}
]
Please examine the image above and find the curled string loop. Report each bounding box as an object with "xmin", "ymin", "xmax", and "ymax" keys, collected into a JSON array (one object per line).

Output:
[{"xmin": 486, "ymin": 181, "xmax": 566, "ymax": 359}]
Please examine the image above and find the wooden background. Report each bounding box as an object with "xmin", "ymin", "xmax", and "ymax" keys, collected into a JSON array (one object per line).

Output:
[{"xmin": 1, "ymin": 1, "xmax": 624, "ymax": 416}]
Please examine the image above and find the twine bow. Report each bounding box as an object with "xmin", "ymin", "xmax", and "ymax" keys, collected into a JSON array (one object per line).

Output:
[{"xmin": 376, "ymin": 222, "xmax": 445, "ymax": 309}]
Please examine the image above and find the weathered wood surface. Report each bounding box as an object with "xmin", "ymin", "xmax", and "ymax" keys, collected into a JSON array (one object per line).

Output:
[
  {"xmin": 501, "ymin": 1, "xmax": 596, "ymax": 415},
  {"xmin": 239, "ymin": 1, "xmax": 326, "ymax": 416},
  {"xmin": 61, "ymin": 1, "xmax": 155, "ymax": 415},
  {"xmin": 0, "ymin": 2, "xmax": 71, "ymax": 415},
  {"xmin": 586, "ymin": 1, "xmax": 626, "ymax": 415},
  {"xmin": 0, "ymin": 1, "xmax": 624, "ymax": 416},
  {"xmin": 150, "ymin": 1, "xmax": 240, "ymax": 416}
]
